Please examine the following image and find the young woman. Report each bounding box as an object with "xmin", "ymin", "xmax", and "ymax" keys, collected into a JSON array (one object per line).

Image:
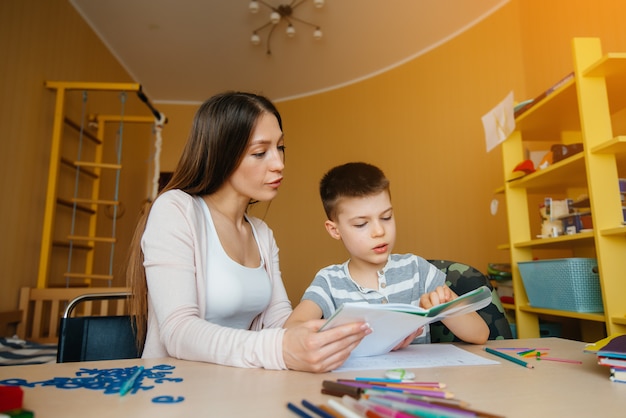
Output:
[{"xmin": 126, "ymin": 92, "xmax": 371, "ymax": 372}]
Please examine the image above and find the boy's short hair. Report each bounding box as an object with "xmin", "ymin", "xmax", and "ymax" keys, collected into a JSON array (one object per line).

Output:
[{"xmin": 320, "ymin": 162, "xmax": 390, "ymax": 220}]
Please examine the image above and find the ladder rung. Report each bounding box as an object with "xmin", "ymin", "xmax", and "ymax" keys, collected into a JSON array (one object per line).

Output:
[
  {"xmin": 74, "ymin": 161, "xmax": 122, "ymax": 170},
  {"xmin": 63, "ymin": 273, "xmax": 114, "ymax": 280},
  {"xmin": 64, "ymin": 117, "xmax": 101, "ymax": 144},
  {"xmin": 53, "ymin": 240, "xmax": 93, "ymax": 250},
  {"xmin": 71, "ymin": 198, "xmax": 119, "ymax": 206},
  {"xmin": 61, "ymin": 157, "xmax": 98, "ymax": 178},
  {"xmin": 57, "ymin": 198, "xmax": 96, "ymax": 214},
  {"xmin": 67, "ymin": 235, "xmax": 117, "ymax": 243}
]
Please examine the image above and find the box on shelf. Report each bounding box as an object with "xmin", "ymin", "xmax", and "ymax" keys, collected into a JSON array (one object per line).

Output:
[
  {"xmin": 518, "ymin": 258, "xmax": 603, "ymax": 313},
  {"xmin": 619, "ymin": 178, "xmax": 626, "ymax": 194},
  {"xmin": 561, "ymin": 212, "xmax": 593, "ymax": 234}
]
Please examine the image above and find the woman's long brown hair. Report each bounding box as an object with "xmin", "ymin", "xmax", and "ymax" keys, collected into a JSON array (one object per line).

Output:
[{"xmin": 125, "ymin": 92, "xmax": 282, "ymax": 352}]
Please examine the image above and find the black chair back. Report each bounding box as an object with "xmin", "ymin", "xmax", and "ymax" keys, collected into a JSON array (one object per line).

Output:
[{"xmin": 57, "ymin": 292, "xmax": 141, "ymax": 363}]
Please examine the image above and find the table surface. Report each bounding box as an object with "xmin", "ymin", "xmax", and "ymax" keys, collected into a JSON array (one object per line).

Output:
[{"xmin": 0, "ymin": 338, "xmax": 624, "ymax": 417}]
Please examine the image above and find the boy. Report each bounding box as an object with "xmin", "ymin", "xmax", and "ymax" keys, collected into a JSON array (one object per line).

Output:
[{"xmin": 285, "ymin": 162, "xmax": 488, "ymax": 347}]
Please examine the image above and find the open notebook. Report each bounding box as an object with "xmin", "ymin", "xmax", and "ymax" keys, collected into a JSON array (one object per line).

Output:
[{"xmin": 319, "ymin": 285, "xmax": 492, "ymax": 357}]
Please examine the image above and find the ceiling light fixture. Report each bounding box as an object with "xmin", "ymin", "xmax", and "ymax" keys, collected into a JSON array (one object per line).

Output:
[{"xmin": 249, "ymin": 0, "xmax": 324, "ymax": 55}]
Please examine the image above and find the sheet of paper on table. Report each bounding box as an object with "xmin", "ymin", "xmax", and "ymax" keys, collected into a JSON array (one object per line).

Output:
[{"xmin": 333, "ymin": 344, "xmax": 499, "ymax": 372}]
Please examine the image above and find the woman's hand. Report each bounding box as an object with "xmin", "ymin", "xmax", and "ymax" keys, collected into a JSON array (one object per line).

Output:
[{"xmin": 282, "ymin": 320, "xmax": 371, "ymax": 373}]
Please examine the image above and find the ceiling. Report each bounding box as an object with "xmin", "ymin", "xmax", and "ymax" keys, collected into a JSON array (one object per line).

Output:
[{"xmin": 69, "ymin": 0, "xmax": 508, "ymax": 104}]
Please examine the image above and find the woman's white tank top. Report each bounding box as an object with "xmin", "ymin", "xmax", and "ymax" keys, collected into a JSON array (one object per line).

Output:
[{"xmin": 198, "ymin": 198, "xmax": 271, "ymax": 329}]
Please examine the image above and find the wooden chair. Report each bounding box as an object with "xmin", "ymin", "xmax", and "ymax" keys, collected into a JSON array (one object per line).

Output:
[
  {"xmin": 16, "ymin": 287, "xmax": 130, "ymax": 344},
  {"xmin": 0, "ymin": 310, "xmax": 22, "ymax": 337}
]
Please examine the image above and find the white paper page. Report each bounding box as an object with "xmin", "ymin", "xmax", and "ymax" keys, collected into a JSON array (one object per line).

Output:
[
  {"xmin": 333, "ymin": 344, "xmax": 499, "ymax": 372},
  {"xmin": 482, "ymin": 91, "xmax": 515, "ymax": 152}
]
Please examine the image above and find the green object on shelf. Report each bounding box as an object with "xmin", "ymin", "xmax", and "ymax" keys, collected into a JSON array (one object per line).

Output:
[{"xmin": 487, "ymin": 263, "xmax": 512, "ymax": 280}]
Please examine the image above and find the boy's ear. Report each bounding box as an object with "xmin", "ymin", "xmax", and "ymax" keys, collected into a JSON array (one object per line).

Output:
[{"xmin": 324, "ymin": 220, "xmax": 341, "ymax": 240}]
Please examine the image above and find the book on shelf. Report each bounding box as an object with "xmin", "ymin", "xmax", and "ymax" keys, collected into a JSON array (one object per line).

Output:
[
  {"xmin": 319, "ymin": 285, "xmax": 492, "ymax": 357},
  {"xmin": 513, "ymin": 72, "xmax": 575, "ymax": 118}
]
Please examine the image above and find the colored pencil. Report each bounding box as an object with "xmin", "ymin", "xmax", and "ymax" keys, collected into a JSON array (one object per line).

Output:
[
  {"xmin": 287, "ymin": 402, "xmax": 314, "ymax": 418},
  {"xmin": 302, "ymin": 399, "xmax": 336, "ymax": 418},
  {"xmin": 363, "ymin": 389, "xmax": 468, "ymax": 407},
  {"xmin": 351, "ymin": 378, "xmax": 446, "ymax": 388},
  {"xmin": 537, "ymin": 357, "xmax": 583, "ymax": 364},
  {"xmin": 337, "ymin": 381, "xmax": 453, "ymax": 399},
  {"xmin": 484, "ymin": 347, "xmax": 534, "ymax": 369},
  {"xmin": 119, "ymin": 366, "xmax": 144, "ymax": 396}
]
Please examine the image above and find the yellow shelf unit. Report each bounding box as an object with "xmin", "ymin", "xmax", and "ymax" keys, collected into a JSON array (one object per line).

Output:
[{"xmin": 501, "ymin": 38, "xmax": 626, "ymax": 341}]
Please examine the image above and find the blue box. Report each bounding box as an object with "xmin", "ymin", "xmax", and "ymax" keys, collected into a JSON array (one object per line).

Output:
[
  {"xmin": 518, "ymin": 258, "xmax": 603, "ymax": 313},
  {"xmin": 561, "ymin": 212, "xmax": 592, "ymax": 234}
]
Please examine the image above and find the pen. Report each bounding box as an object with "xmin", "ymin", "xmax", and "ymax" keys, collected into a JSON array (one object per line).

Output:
[
  {"xmin": 287, "ymin": 402, "xmax": 314, "ymax": 418},
  {"xmin": 119, "ymin": 365, "xmax": 144, "ymax": 396},
  {"xmin": 340, "ymin": 395, "xmax": 385, "ymax": 418},
  {"xmin": 359, "ymin": 399, "xmax": 419, "ymax": 418},
  {"xmin": 366, "ymin": 394, "xmax": 473, "ymax": 418},
  {"xmin": 484, "ymin": 347, "xmax": 534, "ymax": 369},
  {"xmin": 302, "ymin": 399, "xmax": 336, "ymax": 418},
  {"xmin": 322, "ymin": 380, "xmax": 362, "ymax": 399}
]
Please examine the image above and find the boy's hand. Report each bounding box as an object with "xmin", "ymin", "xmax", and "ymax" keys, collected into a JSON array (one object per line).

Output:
[
  {"xmin": 391, "ymin": 327, "xmax": 424, "ymax": 351},
  {"xmin": 419, "ymin": 285, "xmax": 454, "ymax": 309}
]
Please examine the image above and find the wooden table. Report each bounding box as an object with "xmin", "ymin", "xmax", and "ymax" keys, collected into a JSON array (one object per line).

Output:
[{"xmin": 0, "ymin": 338, "xmax": 624, "ymax": 417}]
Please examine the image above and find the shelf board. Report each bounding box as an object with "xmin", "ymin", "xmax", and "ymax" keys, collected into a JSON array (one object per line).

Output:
[
  {"xmin": 518, "ymin": 305, "xmax": 605, "ymax": 322},
  {"xmin": 497, "ymin": 243, "xmax": 510, "ymax": 251},
  {"xmin": 601, "ymin": 225, "xmax": 626, "ymax": 236},
  {"xmin": 592, "ymin": 135, "xmax": 626, "ymax": 155},
  {"xmin": 584, "ymin": 52, "xmax": 626, "ymax": 77},
  {"xmin": 507, "ymin": 153, "xmax": 586, "ymax": 192},
  {"xmin": 584, "ymin": 53, "xmax": 626, "ymax": 113},
  {"xmin": 502, "ymin": 303, "xmax": 515, "ymax": 310},
  {"xmin": 613, "ymin": 316, "xmax": 626, "ymax": 326},
  {"xmin": 514, "ymin": 230, "xmax": 594, "ymax": 248},
  {"xmin": 515, "ymin": 78, "xmax": 580, "ymax": 140}
]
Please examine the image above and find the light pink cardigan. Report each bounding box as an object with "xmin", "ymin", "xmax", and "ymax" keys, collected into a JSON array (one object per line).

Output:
[{"xmin": 141, "ymin": 189, "xmax": 292, "ymax": 369}]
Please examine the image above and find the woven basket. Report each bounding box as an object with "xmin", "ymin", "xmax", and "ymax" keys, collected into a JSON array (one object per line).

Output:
[{"xmin": 518, "ymin": 258, "xmax": 603, "ymax": 313}]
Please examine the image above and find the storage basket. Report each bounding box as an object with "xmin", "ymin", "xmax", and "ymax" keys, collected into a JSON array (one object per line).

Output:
[{"xmin": 518, "ymin": 258, "xmax": 603, "ymax": 313}]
